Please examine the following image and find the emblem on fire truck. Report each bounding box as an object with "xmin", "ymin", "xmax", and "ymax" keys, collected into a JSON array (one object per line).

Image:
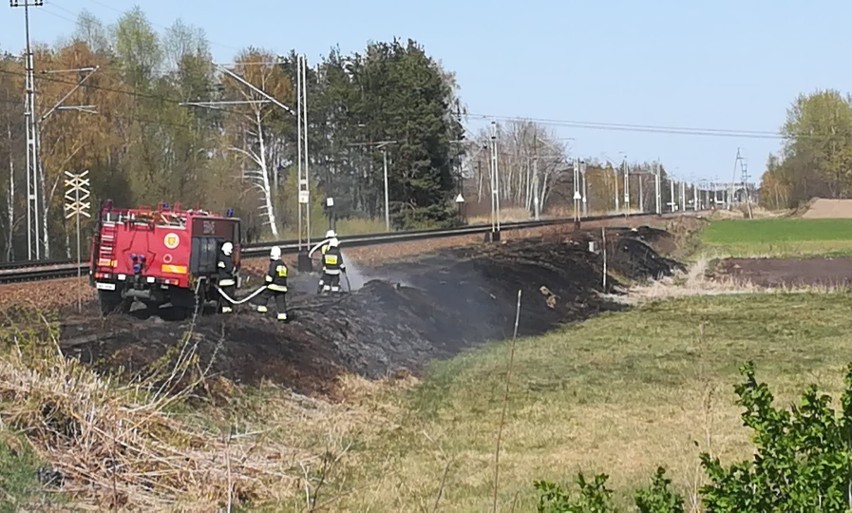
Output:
[{"xmin": 164, "ymin": 232, "xmax": 180, "ymax": 249}]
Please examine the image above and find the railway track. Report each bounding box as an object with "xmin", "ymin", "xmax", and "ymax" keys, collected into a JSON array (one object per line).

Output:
[{"xmin": 0, "ymin": 212, "xmax": 680, "ymax": 285}]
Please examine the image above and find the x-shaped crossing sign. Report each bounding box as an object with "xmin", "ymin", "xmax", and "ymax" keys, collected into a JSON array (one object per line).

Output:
[{"xmin": 64, "ymin": 170, "xmax": 91, "ymax": 219}]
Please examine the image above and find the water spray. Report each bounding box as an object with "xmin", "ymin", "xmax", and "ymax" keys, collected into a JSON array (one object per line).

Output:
[{"xmin": 341, "ymin": 256, "xmax": 368, "ymax": 291}]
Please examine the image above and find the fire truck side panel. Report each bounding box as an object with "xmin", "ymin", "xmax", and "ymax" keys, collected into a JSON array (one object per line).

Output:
[
  {"xmin": 148, "ymin": 224, "xmax": 192, "ymax": 289},
  {"xmin": 189, "ymin": 217, "xmax": 240, "ymax": 276}
]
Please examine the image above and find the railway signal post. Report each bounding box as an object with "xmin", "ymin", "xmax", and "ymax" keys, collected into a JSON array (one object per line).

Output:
[
  {"xmin": 296, "ymin": 54, "xmax": 312, "ymax": 271},
  {"xmin": 573, "ymin": 159, "xmax": 581, "ymax": 228},
  {"xmin": 64, "ymin": 170, "xmax": 90, "ymax": 311},
  {"xmin": 486, "ymin": 121, "xmax": 501, "ymax": 243}
]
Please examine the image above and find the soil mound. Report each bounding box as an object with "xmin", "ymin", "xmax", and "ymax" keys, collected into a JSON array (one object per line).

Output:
[
  {"xmin": 58, "ymin": 227, "xmax": 683, "ymax": 398},
  {"xmin": 800, "ymin": 198, "xmax": 852, "ymax": 219}
]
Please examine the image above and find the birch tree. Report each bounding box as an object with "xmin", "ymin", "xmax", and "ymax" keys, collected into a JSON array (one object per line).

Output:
[
  {"xmin": 0, "ymin": 55, "xmax": 22, "ymax": 259},
  {"xmin": 222, "ymin": 50, "xmax": 294, "ymax": 238}
]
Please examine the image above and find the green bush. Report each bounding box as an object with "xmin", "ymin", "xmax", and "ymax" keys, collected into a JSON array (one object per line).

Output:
[
  {"xmin": 393, "ymin": 202, "xmax": 462, "ymax": 230},
  {"xmin": 534, "ymin": 468, "xmax": 683, "ymax": 513},
  {"xmin": 635, "ymin": 468, "xmax": 685, "ymax": 513},
  {"xmin": 700, "ymin": 361, "xmax": 852, "ymax": 512},
  {"xmin": 534, "ymin": 473, "xmax": 616, "ymax": 513}
]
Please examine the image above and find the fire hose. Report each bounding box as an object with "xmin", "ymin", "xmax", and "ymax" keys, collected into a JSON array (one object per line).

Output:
[
  {"xmin": 214, "ymin": 270, "xmax": 351, "ymax": 306},
  {"xmin": 213, "ymin": 283, "xmax": 268, "ymax": 305}
]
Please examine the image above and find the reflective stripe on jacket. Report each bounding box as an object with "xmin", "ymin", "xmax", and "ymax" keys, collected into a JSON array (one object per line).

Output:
[{"xmin": 265, "ymin": 260, "xmax": 288, "ymax": 292}]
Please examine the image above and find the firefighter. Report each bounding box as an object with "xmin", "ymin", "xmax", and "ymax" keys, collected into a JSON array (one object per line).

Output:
[
  {"xmin": 308, "ymin": 229, "xmax": 338, "ymax": 256},
  {"xmin": 216, "ymin": 241, "xmax": 236, "ymax": 313},
  {"xmin": 309, "ymin": 229, "xmax": 339, "ymax": 293},
  {"xmin": 320, "ymin": 238, "xmax": 346, "ymax": 294},
  {"xmin": 256, "ymin": 245, "xmax": 289, "ymax": 321}
]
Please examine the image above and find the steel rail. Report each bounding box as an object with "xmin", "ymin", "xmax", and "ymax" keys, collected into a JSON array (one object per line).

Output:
[{"xmin": 0, "ymin": 212, "xmax": 681, "ymax": 285}]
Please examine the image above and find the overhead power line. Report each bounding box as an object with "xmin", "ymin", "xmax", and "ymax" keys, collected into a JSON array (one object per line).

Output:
[
  {"xmin": 0, "ymin": 67, "xmax": 247, "ymax": 116},
  {"xmin": 466, "ymin": 113, "xmax": 795, "ymax": 140}
]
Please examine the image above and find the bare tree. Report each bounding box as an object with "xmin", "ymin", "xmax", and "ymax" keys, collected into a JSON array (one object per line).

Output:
[{"xmin": 466, "ymin": 120, "xmax": 568, "ymax": 213}]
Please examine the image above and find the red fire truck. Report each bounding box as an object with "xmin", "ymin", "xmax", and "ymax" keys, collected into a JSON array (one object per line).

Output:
[{"xmin": 88, "ymin": 200, "xmax": 241, "ymax": 316}]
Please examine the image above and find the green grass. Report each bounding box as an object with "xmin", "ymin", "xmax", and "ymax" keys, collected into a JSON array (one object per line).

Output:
[
  {"xmin": 0, "ymin": 432, "xmax": 51, "ymax": 512},
  {"xmin": 700, "ymin": 218, "xmax": 852, "ymax": 257},
  {"xmin": 315, "ymin": 292, "xmax": 852, "ymax": 511}
]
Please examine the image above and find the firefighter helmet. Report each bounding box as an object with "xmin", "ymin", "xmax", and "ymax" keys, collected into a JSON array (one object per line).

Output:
[
  {"xmin": 325, "ymin": 229, "xmax": 337, "ymax": 239},
  {"xmin": 270, "ymin": 246, "xmax": 281, "ymax": 259},
  {"xmin": 221, "ymin": 241, "xmax": 233, "ymax": 256}
]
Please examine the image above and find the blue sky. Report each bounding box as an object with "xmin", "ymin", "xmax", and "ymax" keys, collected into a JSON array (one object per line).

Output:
[{"xmin": 1, "ymin": 0, "xmax": 849, "ymax": 184}]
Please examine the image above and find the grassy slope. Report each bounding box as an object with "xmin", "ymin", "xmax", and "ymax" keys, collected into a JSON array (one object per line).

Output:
[
  {"xmin": 700, "ymin": 218, "xmax": 852, "ymax": 257},
  {"xmin": 319, "ymin": 292, "xmax": 852, "ymax": 512}
]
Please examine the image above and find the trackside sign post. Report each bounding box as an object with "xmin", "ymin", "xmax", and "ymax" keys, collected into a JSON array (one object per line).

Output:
[{"xmin": 64, "ymin": 170, "xmax": 91, "ymax": 311}]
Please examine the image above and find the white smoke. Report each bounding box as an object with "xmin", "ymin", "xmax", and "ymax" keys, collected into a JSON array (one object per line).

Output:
[
  {"xmin": 337, "ymin": 250, "xmax": 417, "ymax": 292},
  {"xmin": 342, "ymin": 252, "xmax": 369, "ymax": 291}
]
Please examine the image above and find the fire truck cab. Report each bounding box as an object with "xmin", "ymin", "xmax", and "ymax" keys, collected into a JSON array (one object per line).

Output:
[{"xmin": 88, "ymin": 200, "xmax": 241, "ymax": 316}]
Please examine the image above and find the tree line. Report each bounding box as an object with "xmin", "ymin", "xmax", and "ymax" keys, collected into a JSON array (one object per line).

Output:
[
  {"xmin": 0, "ymin": 6, "xmax": 687, "ymax": 261},
  {"xmin": 760, "ymin": 89, "xmax": 852, "ymax": 209}
]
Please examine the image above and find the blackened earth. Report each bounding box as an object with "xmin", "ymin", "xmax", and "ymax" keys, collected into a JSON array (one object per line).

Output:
[{"xmin": 56, "ymin": 225, "xmax": 684, "ymax": 399}]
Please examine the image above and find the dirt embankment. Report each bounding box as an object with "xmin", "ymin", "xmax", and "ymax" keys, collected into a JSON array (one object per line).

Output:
[{"xmin": 55, "ymin": 225, "xmax": 684, "ymax": 399}]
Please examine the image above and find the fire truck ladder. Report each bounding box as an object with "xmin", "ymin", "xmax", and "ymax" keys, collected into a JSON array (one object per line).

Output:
[{"xmin": 97, "ymin": 221, "xmax": 118, "ymax": 268}]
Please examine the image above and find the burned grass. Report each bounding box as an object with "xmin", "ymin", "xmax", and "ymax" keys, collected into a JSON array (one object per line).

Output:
[{"xmin": 56, "ymin": 225, "xmax": 683, "ymax": 399}]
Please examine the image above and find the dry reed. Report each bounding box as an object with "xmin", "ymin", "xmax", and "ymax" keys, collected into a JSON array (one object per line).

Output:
[{"xmin": 0, "ymin": 316, "xmax": 315, "ymax": 512}]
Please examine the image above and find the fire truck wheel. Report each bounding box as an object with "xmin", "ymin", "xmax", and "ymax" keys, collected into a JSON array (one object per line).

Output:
[{"xmin": 98, "ymin": 290, "xmax": 130, "ymax": 316}]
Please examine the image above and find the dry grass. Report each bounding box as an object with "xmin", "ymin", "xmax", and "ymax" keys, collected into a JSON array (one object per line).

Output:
[
  {"xmin": 467, "ymin": 207, "xmax": 535, "ymax": 225},
  {"xmin": 221, "ymin": 374, "xmax": 418, "ymax": 512},
  {"xmin": 622, "ymin": 254, "xmax": 852, "ymax": 304},
  {"xmin": 0, "ymin": 312, "xmax": 381, "ymax": 512},
  {"xmin": 279, "ymin": 217, "xmax": 389, "ymax": 240},
  {"xmin": 311, "ymin": 291, "xmax": 852, "ymax": 511},
  {"xmin": 620, "ymin": 256, "xmax": 759, "ymax": 302},
  {"xmin": 0, "ymin": 353, "xmax": 299, "ymax": 510},
  {"xmin": 702, "ymin": 206, "xmax": 786, "ymax": 221}
]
